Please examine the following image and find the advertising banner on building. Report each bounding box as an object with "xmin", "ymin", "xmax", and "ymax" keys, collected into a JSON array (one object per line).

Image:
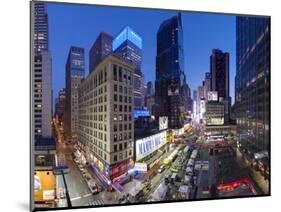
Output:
[
  {"xmin": 34, "ymin": 171, "xmax": 55, "ymax": 202},
  {"xmin": 136, "ymin": 131, "xmax": 167, "ymax": 161},
  {"xmin": 159, "ymin": 116, "xmax": 168, "ymax": 130},
  {"xmin": 134, "ymin": 162, "xmax": 148, "ymax": 172},
  {"xmin": 207, "ymin": 91, "xmax": 218, "ymax": 102},
  {"xmin": 168, "ymin": 78, "xmax": 179, "ymax": 96}
]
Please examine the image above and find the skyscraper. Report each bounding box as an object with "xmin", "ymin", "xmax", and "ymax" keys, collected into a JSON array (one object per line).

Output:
[
  {"xmin": 89, "ymin": 32, "xmax": 113, "ymax": 73},
  {"xmin": 32, "ymin": 3, "xmax": 55, "ymax": 208},
  {"xmin": 145, "ymin": 81, "xmax": 154, "ymax": 97},
  {"xmin": 204, "ymin": 72, "xmax": 211, "ymax": 99},
  {"xmin": 65, "ymin": 47, "xmax": 85, "ymax": 141},
  {"xmin": 210, "ymin": 49, "xmax": 230, "ymax": 123},
  {"xmin": 34, "ymin": 3, "xmax": 49, "ymax": 55},
  {"xmin": 112, "ymin": 26, "xmax": 144, "ymax": 110},
  {"xmin": 155, "ymin": 13, "xmax": 186, "ymax": 129},
  {"xmin": 33, "ymin": 3, "xmax": 52, "ymax": 139},
  {"xmin": 235, "ymin": 17, "xmax": 270, "ymax": 155},
  {"xmin": 55, "ymin": 88, "xmax": 66, "ymax": 121}
]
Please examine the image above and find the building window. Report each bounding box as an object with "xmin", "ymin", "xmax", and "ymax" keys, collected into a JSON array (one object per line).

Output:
[
  {"xmin": 113, "ymin": 65, "xmax": 117, "ymax": 81},
  {"xmin": 114, "ymin": 104, "xmax": 117, "ymax": 112},
  {"xmin": 114, "ymin": 155, "xmax": 117, "ymax": 162},
  {"xmin": 119, "ymin": 67, "xmax": 122, "ymax": 82},
  {"xmin": 114, "ymin": 84, "xmax": 117, "ymax": 92}
]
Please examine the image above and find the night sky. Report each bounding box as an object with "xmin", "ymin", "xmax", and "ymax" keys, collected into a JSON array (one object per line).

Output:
[{"xmin": 47, "ymin": 3, "xmax": 236, "ymax": 105}]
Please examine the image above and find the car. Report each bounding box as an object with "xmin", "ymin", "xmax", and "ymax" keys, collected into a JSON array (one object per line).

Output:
[
  {"xmin": 202, "ymin": 161, "xmax": 209, "ymax": 171},
  {"xmin": 158, "ymin": 165, "xmax": 165, "ymax": 173},
  {"xmin": 202, "ymin": 186, "xmax": 210, "ymax": 194},
  {"xmin": 171, "ymin": 167, "xmax": 179, "ymax": 173}
]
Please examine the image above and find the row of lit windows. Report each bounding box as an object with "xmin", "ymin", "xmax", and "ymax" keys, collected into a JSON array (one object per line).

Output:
[
  {"xmin": 113, "ymin": 132, "xmax": 132, "ymax": 142},
  {"xmin": 113, "ymin": 114, "xmax": 132, "ymax": 122}
]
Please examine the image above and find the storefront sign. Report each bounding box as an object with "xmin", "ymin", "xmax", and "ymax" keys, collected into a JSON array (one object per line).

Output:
[{"xmin": 134, "ymin": 162, "xmax": 148, "ymax": 172}]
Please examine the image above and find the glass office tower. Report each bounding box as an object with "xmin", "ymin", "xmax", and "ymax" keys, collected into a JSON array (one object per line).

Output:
[
  {"xmin": 235, "ymin": 17, "xmax": 270, "ymax": 162},
  {"xmin": 210, "ymin": 49, "xmax": 230, "ymax": 123},
  {"xmin": 155, "ymin": 13, "xmax": 187, "ymax": 129},
  {"xmin": 89, "ymin": 32, "xmax": 113, "ymax": 73},
  {"xmin": 65, "ymin": 47, "xmax": 85, "ymax": 141}
]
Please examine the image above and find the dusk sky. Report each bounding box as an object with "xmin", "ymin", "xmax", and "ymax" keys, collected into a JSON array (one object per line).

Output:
[{"xmin": 47, "ymin": 3, "xmax": 236, "ymax": 105}]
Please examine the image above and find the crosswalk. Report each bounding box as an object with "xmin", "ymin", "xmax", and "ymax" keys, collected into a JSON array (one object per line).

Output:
[{"xmin": 88, "ymin": 199, "xmax": 105, "ymax": 206}]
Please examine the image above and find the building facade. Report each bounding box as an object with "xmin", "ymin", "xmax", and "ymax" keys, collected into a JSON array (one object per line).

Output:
[
  {"xmin": 33, "ymin": 2, "xmax": 52, "ymax": 139},
  {"xmin": 55, "ymin": 88, "xmax": 66, "ymax": 120},
  {"xmin": 204, "ymin": 72, "xmax": 211, "ymax": 99},
  {"xmin": 205, "ymin": 101, "xmax": 225, "ymax": 126},
  {"xmin": 235, "ymin": 17, "xmax": 270, "ymax": 155},
  {"xmin": 33, "ymin": 2, "xmax": 49, "ymax": 55},
  {"xmin": 112, "ymin": 26, "xmax": 144, "ymax": 110},
  {"xmin": 32, "ymin": 3, "xmax": 55, "ymax": 208},
  {"xmin": 155, "ymin": 13, "xmax": 187, "ymax": 129},
  {"xmin": 210, "ymin": 49, "xmax": 230, "ymax": 123},
  {"xmin": 89, "ymin": 32, "xmax": 113, "ymax": 73},
  {"xmin": 65, "ymin": 47, "xmax": 85, "ymax": 141},
  {"xmin": 145, "ymin": 81, "xmax": 154, "ymax": 97},
  {"xmin": 78, "ymin": 55, "xmax": 134, "ymax": 181}
]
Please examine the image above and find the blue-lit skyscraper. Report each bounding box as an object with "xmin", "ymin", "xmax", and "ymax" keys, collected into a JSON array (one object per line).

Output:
[
  {"xmin": 155, "ymin": 13, "xmax": 187, "ymax": 129},
  {"xmin": 113, "ymin": 26, "xmax": 144, "ymax": 109},
  {"xmin": 65, "ymin": 46, "xmax": 85, "ymax": 141}
]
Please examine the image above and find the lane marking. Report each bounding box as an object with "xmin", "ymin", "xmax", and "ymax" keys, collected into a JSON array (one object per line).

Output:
[
  {"xmin": 71, "ymin": 196, "xmax": 82, "ymax": 201},
  {"xmin": 83, "ymin": 193, "xmax": 92, "ymax": 198}
]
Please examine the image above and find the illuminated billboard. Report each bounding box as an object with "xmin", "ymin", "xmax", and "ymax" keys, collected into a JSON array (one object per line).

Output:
[
  {"xmin": 159, "ymin": 116, "xmax": 168, "ymax": 130},
  {"xmin": 112, "ymin": 26, "xmax": 142, "ymax": 51},
  {"xmin": 168, "ymin": 78, "xmax": 179, "ymax": 96},
  {"xmin": 207, "ymin": 91, "xmax": 218, "ymax": 101},
  {"xmin": 134, "ymin": 109, "xmax": 150, "ymax": 118},
  {"xmin": 136, "ymin": 131, "xmax": 167, "ymax": 161},
  {"xmin": 34, "ymin": 171, "xmax": 55, "ymax": 203},
  {"xmin": 134, "ymin": 162, "xmax": 148, "ymax": 172},
  {"xmin": 206, "ymin": 117, "xmax": 224, "ymax": 125}
]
